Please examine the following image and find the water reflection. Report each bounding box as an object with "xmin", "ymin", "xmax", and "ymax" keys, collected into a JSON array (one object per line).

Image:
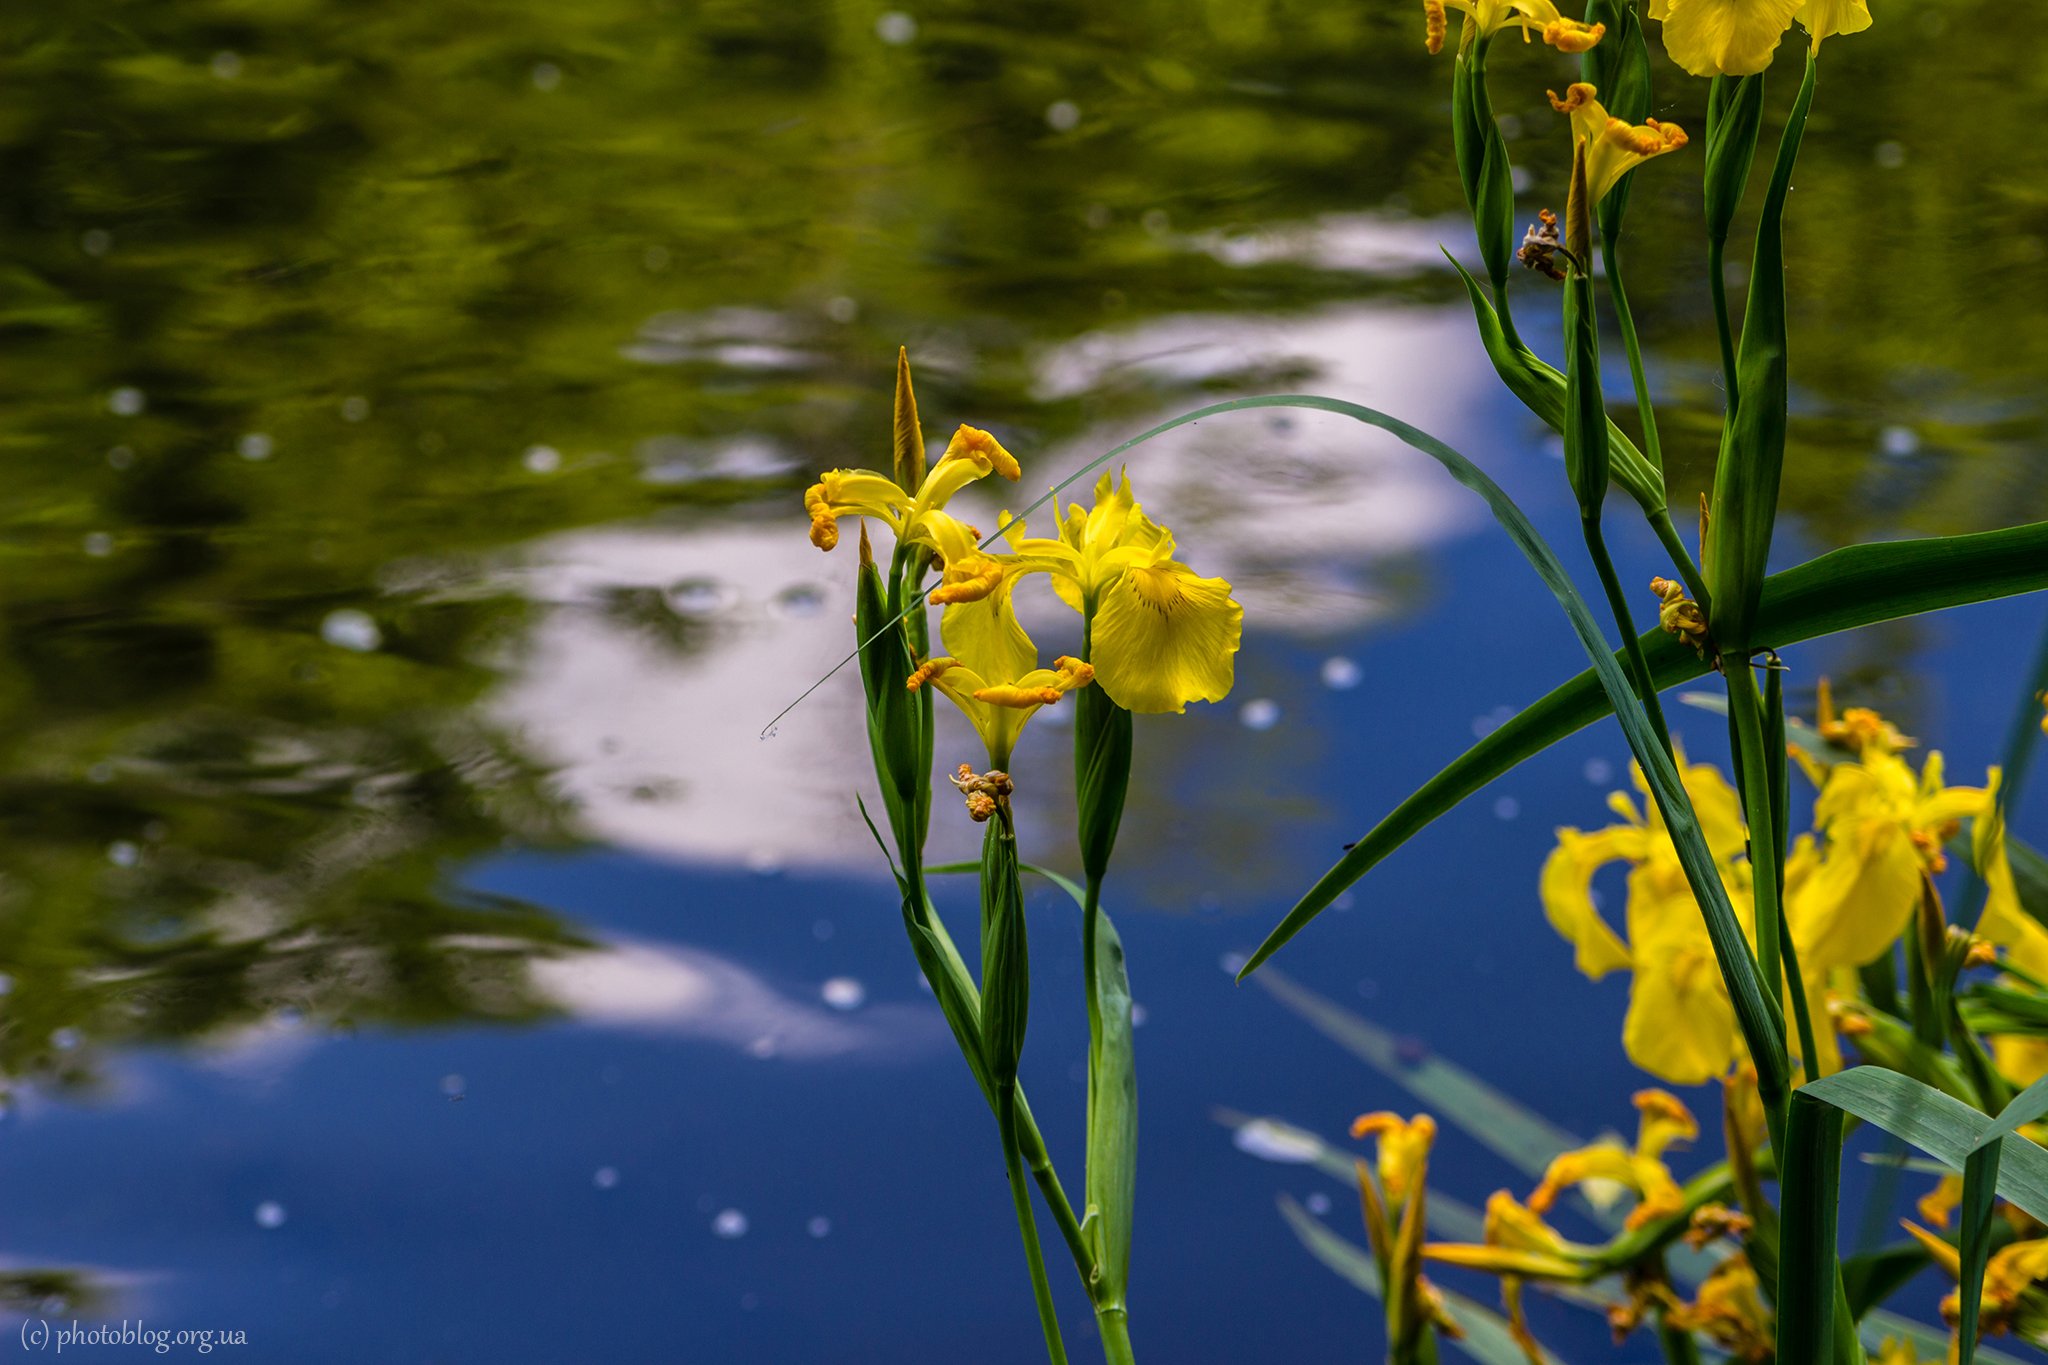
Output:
[{"xmin": 0, "ymin": 0, "xmax": 2042, "ymax": 1353}]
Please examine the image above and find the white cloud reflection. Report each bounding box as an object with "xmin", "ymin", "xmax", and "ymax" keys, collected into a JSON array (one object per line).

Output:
[{"xmin": 501, "ymin": 219, "xmax": 1528, "ymax": 871}]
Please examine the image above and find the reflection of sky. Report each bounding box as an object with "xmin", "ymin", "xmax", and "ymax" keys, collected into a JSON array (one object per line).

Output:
[
  {"xmin": 6, "ymin": 147, "xmax": 2042, "ymax": 1365},
  {"xmin": 16, "ymin": 403, "xmax": 2044, "ymax": 1364}
]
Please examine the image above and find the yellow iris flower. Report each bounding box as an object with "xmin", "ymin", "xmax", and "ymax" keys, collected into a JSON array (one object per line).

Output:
[
  {"xmin": 906, "ymin": 580, "xmax": 1094, "ymax": 770},
  {"xmin": 1000, "ymin": 470, "xmax": 1243, "ymax": 715},
  {"xmin": 1646, "ymin": 0, "xmax": 1867, "ymax": 75},
  {"xmin": 1529, "ymin": 1089, "xmax": 1698, "ymax": 1231},
  {"xmin": 1422, "ymin": 0, "xmax": 1606, "ymax": 54},
  {"xmin": 1548, "ymin": 83, "xmax": 1689, "ymax": 204},
  {"xmin": 1539, "ymin": 754, "xmax": 1759, "ymax": 1084},
  {"xmin": 1903, "ymin": 1222, "xmax": 2048, "ymax": 1350},
  {"xmin": 1427, "ymin": 1093, "xmax": 1705, "ymax": 1359},
  {"xmin": 804, "ymin": 424, "xmax": 1021, "ymax": 605},
  {"xmin": 1665, "ymin": 1254, "xmax": 1775, "ymax": 1360},
  {"xmin": 1350, "ymin": 1112, "xmax": 1465, "ymax": 1349},
  {"xmin": 1791, "ymin": 716, "xmax": 2048, "ymax": 978}
]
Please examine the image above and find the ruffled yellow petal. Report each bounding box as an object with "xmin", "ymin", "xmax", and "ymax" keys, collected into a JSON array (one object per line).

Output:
[
  {"xmin": 1625, "ymin": 913, "xmax": 1744, "ymax": 1086},
  {"xmin": 803, "ymin": 468, "xmax": 912, "ymax": 549},
  {"xmin": 1975, "ymin": 772, "xmax": 2048, "ymax": 979},
  {"xmin": 1548, "ymin": 83, "xmax": 1688, "ymax": 204},
  {"xmin": 1917, "ymin": 1174, "xmax": 1964, "ymax": 1230},
  {"xmin": 1785, "ymin": 821, "xmax": 1920, "ymax": 970},
  {"xmin": 1796, "ymin": 0, "xmax": 1870, "ymax": 52},
  {"xmin": 1089, "ymin": 559, "xmax": 1242, "ymax": 714},
  {"xmin": 1634, "ymin": 1089, "xmax": 1699, "ymax": 1162},
  {"xmin": 1656, "ymin": 0, "xmax": 1804, "ymax": 76},
  {"xmin": 1539, "ymin": 826, "xmax": 1639, "ymax": 979}
]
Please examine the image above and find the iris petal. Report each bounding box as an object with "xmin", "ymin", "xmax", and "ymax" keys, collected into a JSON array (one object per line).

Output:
[{"xmin": 1089, "ymin": 561, "xmax": 1242, "ymax": 714}]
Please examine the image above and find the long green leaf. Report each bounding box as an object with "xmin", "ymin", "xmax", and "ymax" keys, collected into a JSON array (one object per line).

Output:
[
  {"xmin": 1779, "ymin": 1089, "xmax": 1847, "ymax": 1365},
  {"xmin": 1957, "ymin": 1142, "xmax": 2001, "ymax": 1365},
  {"xmin": 1251, "ymin": 519, "xmax": 2048, "ymax": 975},
  {"xmin": 1276, "ymin": 1196, "xmax": 1575, "ymax": 1365},
  {"xmin": 1705, "ymin": 53, "xmax": 1815, "ymax": 653},
  {"xmin": 1799, "ymin": 1067, "xmax": 2048, "ymax": 1223},
  {"xmin": 1087, "ymin": 905, "xmax": 1138, "ymax": 1308},
  {"xmin": 1174, "ymin": 409, "xmax": 1784, "ymax": 1097}
]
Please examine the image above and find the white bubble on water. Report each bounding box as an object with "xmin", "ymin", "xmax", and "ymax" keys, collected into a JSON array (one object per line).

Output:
[
  {"xmin": 807, "ymin": 1216, "xmax": 832, "ymax": 1239},
  {"xmin": 747, "ymin": 1036, "xmax": 778, "ymax": 1060},
  {"xmin": 531, "ymin": 63, "xmax": 563, "ymax": 92},
  {"xmin": 593, "ymin": 1167, "xmax": 619, "ymax": 1190},
  {"xmin": 1231, "ymin": 1119, "xmax": 1320, "ymax": 1165},
  {"xmin": 1240, "ymin": 698, "xmax": 1281, "ymax": 731},
  {"xmin": 712, "ymin": 1208, "xmax": 749, "ymax": 1239},
  {"xmin": 1320, "ymin": 656, "xmax": 1362, "ymax": 690},
  {"xmin": 320, "ymin": 609, "xmax": 382, "ymax": 652},
  {"xmin": 255, "ymin": 1201, "xmax": 287, "ymax": 1229},
  {"xmin": 1583, "ymin": 757, "xmax": 1615, "ymax": 785},
  {"xmin": 339, "ymin": 396, "xmax": 370, "ymax": 422},
  {"xmin": 439, "ymin": 1073, "xmax": 465, "ymax": 1099},
  {"xmin": 51, "ymin": 1028, "xmax": 80, "ymax": 1051},
  {"xmin": 1874, "ymin": 140, "xmax": 1906, "ymax": 169},
  {"xmin": 83, "ymin": 532, "xmax": 114, "ymax": 558},
  {"xmin": 238, "ymin": 432, "xmax": 274, "ymax": 461},
  {"xmin": 825, "ymin": 296, "xmax": 859, "ymax": 324},
  {"xmin": 1493, "ymin": 795, "xmax": 1521, "ymax": 821},
  {"xmin": 875, "ymin": 11, "xmax": 917, "ymax": 43},
  {"xmin": 210, "ymin": 51, "xmax": 242, "ymax": 79},
  {"xmin": 1305, "ymin": 1192, "xmax": 1333, "ymax": 1216},
  {"xmin": 1128, "ymin": 1003, "xmax": 1148, "ymax": 1028},
  {"xmin": 108, "ymin": 387, "xmax": 145, "ymax": 416},
  {"xmin": 108, "ymin": 840, "xmax": 139, "ymax": 868},
  {"xmin": 1045, "ymin": 100, "xmax": 1080, "ymax": 132},
  {"xmin": 1880, "ymin": 425, "xmax": 1920, "ymax": 458},
  {"xmin": 820, "ymin": 977, "xmax": 866, "ymax": 1011},
  {"xmin": 522, "ymin": 444, "xmax": 562, "ymax": 474}
]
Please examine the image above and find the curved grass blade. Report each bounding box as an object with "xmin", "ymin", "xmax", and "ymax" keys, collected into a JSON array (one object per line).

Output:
[
  {"xmin": 1277, "ymin": 1196, "xmax": 1575, "ymax": 1365},
  {"xmin": 1254, "ymin": 518, "xmax": 2048, "ymax": 976},
  {"xmin": 1249, "ymin": 966, "xmax": 1580, "ymax": 1180},
  {"xmin": 1177, "ymin": 404, "xmax": 1785, "ymax": 1100},
  {"xmin": 1799, "ymin": 1067, "xmax": 2048, "ymax": 1223}
]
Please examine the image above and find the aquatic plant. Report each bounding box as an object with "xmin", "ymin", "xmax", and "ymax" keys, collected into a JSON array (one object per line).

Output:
[{"xmin": 796, "ymin": 0, "xmax": 2048, "ymax": 1359}]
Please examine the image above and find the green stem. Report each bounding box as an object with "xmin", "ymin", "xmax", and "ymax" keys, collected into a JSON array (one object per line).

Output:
[
  {"xmin": 1584, "ymin": 515, "xmax": 1673, "ymax": 757},
  {"xmin": 1015, "ymin": 1092, "xmax": 1095, "ymax": 1284},
  {"xmin": 1601, "ymin": 224, "xmax": 1664, "ymax": 475},
  {"xmin": 1708, "ymin": 233, "xmax": 1740, "ymax": 410},
  {"xmin": 1726, "ymin": 661, "xmax": 1784, "ymax": 1009},
  {"xmin": 1764, "ymin": 663, "xmax": 1823, "ymax": 1079},
  {"xmin": 1095, "ymin": 1306, "xmax": 1137, "ymax": 1365},
  {"xmin": 1001, "ymin": 1087, "xmax": 1071, "ymax": 1365}
]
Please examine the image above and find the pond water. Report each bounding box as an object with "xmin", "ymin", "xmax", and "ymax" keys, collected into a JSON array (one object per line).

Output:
[{"xmin": 2, "ymin": 2, "xmax": 2045, "ymax": 1361}]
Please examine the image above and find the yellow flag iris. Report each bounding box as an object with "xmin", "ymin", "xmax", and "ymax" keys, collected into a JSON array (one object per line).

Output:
[
  {"xmin": 804, "ymin": 424, "xmax": 1021, "ymax": 604},
  {"xmin": 1528, "ymin": 1089, "xmax": 1698, "ymax": 1231},
  {"xmin": 906, "ymin": 580, "xmax": 1093, "ymax": 770},
  {"xmin": 1902, "ymin": 1222, "xmax": 2048, "ymax": 1350},
  {"xmin": 1648, "ymin": 0, "xmax": 1803, "ymax": 75},
  {"xmin": 1000, "ymin": 470, "xmax": 1243, "ymax": 715},
  {"xmin": 1422, "ymin": 0, "xmax": 1606, "ymax": 54},
  {"xmin": 1548, "ymin": 84, "xmax": 1689, "ymax": 205},
  {"xmin": 1539, "ymin": 754, "xmax": 1758, "ymax": 1084}
]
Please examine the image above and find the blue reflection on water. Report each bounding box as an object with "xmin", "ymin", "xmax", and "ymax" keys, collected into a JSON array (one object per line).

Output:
[{"xmin": 6, "ymin": 438, "xmax": 2040, "ymax": 1359}]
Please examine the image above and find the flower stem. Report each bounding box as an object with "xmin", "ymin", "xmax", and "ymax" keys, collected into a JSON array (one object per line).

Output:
[
  {"xmin": 1601, "ymin": 224, "xmax": 1664, "ymax": 475},
  {"xmin": 1001, "ymin": 1086, "xmax": 1071, "ymax": 1365},
  {"xmin": 1584, "ymin": 515, "xmax": 1672, "ymax": 758},
  {"xmin": 1708, "ymin": 234, "xmax": 1740, "ymax": 408}
]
